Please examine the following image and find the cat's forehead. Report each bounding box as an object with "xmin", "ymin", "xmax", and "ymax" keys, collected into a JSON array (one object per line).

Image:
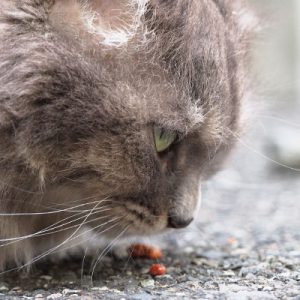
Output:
[
  {"xmin": 98, "ymin": 68, "xmax": 203, "ymax": 134},
  {"xmin": 48, "ymin": 0, "xmax": 241, "ymax": 141}
]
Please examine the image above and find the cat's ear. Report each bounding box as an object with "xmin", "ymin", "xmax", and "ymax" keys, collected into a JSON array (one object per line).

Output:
[{"xmin": 50, "ymin": 0, "xmax": 148, "ymax": 47}]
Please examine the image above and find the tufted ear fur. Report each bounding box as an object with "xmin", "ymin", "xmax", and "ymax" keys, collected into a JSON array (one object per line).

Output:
[{"xmin": 50, "ymin": 0, "xmax": 148, "ymax": 46}]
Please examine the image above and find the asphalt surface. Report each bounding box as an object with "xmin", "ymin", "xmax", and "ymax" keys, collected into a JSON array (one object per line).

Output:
[{"xmin": 0, "ymin": 119, "xmax": 300, "ymax": 300}]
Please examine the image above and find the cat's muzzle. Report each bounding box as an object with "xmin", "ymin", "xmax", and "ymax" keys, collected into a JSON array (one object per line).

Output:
[{"xmin": 167, "ymin": 215, "xmax": 194, "ymax": 229}]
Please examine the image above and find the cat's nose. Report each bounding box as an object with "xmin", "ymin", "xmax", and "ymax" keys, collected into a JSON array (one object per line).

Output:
[{"xmin": 167, "ymin": 215, "xmax": 194, "ymax": 229}]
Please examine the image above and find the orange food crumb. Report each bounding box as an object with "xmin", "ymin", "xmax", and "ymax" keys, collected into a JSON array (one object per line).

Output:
[
  {"xmin": 148, "ymin": 248, "xmax": 162, "ymax": 259},
  {"xmin": 129, "ymin": 244, "xmax": 162, "ymax": 259},
  {"xmin": 227, "ymin": 237, "xmax": 237, "ymax": 245},
  {"xmin": 149, "ymin": 264, "xmax": 166, "ymax": 276}
]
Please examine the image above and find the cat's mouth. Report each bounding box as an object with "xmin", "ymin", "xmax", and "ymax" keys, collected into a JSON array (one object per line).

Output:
[
  {"xmin": 106, "ymin": 199, "xmax": 195, "ymax": 237},
  {"xmin": 109, "ymin": 201, "xmax": 169, "ymax": 236}
]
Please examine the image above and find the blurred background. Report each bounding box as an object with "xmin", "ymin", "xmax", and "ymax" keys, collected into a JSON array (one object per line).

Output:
[
  {"xmin": 250, "ymin": 0, "xmax": 300, "ymax": 168},
  {"xmin": 195, "ymin": 0, "xmax": 300, "ymax": 247},
  {"xmin": 252, "ymin": 0, "xmax": 300, "ymax": 114}
]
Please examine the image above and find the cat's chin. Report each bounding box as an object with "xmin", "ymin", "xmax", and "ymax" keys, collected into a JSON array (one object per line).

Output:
[
  {"xmin": 96, "ymin": 217, "xmax": 169, "ymax": 239},
  {"xmin": 107, "ymin": 201, "xmax": 169, "ymax": 236}
]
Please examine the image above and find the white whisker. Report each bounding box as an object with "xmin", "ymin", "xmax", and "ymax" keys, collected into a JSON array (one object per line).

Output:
[
  {"xmin": 17, "ymin": 200, "xmax": 106, "ymax": 270},
  {"xmin": 0, "ymin": 207, "xmax": 111, "ymax": 246},
  {"xmin": 259, "ymin": 114, "xmax": 300, "ymax": 128},
  {"xmin": 0, "ymin": 199, "xmax": 112, "ymax": 216},
  {"xmin": 90, "ymin": 224, "xmax": 129, "ymax": 280},
  {"xmin": 58, "ymin": 216, "xmax": 124, "ymax": 253},
  {"xmin": 227, "ymin": 128, "xmax": 300, "ymax": 172},
  {"xmin": 0, "ymin": 216, "xmax": 123, "ymax": 276}
]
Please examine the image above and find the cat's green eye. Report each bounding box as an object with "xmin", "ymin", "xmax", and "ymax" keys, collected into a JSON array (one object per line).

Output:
[{"xmin": 154, "ymin": 127, "xmax": 178, "ymax": 153}]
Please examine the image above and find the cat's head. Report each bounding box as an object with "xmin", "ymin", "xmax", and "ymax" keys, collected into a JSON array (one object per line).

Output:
[{"xmin": 0, "ymin": 0, "xmax": 251, "ymax": 238}]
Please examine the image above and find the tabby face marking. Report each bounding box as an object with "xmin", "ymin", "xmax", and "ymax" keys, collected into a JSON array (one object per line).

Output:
[{"xmin": 0, "ymin": 0, "xmax": 251, "ymax": 269}]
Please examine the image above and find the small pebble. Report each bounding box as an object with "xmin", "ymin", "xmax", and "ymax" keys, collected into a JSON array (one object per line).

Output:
[
  {"xmin": 91, "ymin": 287, "xmax": 109, "ymax": 291},
  {"xmin": 245, "ymin": 273, "xmax": 256, "ymax": 280},
  {"xmin": 68, "ymin": 294, "xmax": 78, "ymax": 298},
  {"xmin": 223, "ymin": 270, "xmax": 235, "ymax": 277},
  {"xmin": 0, "ymin": 285, "xmax": 9, "ymax": 292},
  {"xmin": 140, "ymin": 279, "xmax": 155, "ymax": 288},
  {"xmin": 62, "ymin": 289, "xmax": 82, "ymax": 296},
  {"xmin": 263, "ymin": 286, "xmax": 274, "ymax": 292},
  {"xmin": 47, "ymin": 293, "xmax": 62, "ymax": 300}
]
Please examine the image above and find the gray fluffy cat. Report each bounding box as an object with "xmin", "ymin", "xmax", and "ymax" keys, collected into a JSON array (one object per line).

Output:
[{"xmin": 0, "ymin": 0, "xmax": 252, "ymax": 270}]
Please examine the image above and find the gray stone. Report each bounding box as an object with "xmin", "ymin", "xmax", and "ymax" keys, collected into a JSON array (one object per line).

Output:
[
  {"xmin": 62, "ymin": 289, "xmax": 82, "ymax": 296},
  {"xmin": 140, "ymin": 279, "xmax": 155, "ymax": 288},
  {"xmin": 47, "ymin": 293, "xmax": 63, "ymax": 300},
  {"xmin": 0, "ymin": 285, "xmax": 8, "ymax": 292}
]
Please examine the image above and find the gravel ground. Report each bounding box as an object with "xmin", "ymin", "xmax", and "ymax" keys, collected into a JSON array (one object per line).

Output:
[{"xmin": 0, "ymin": 122, "xmax": 300, "ymax": 300}]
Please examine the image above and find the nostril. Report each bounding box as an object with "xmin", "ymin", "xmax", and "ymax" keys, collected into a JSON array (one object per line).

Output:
[{"xmin": 167, "ymin": 216, "xmax": 194, "ymax": 229}]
